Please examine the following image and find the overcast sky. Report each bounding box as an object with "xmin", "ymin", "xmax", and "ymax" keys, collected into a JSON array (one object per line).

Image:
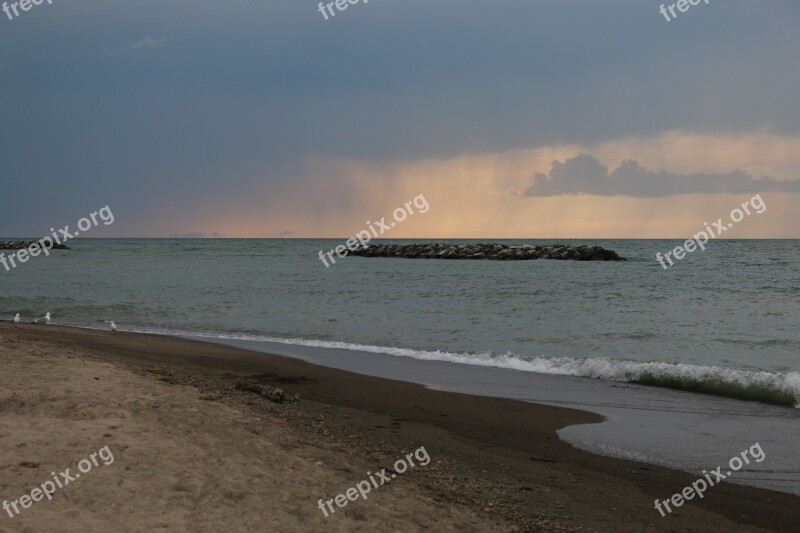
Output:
[{"xmin": 1, "ymin": 0, "xmax": 798, "ymax": 238}]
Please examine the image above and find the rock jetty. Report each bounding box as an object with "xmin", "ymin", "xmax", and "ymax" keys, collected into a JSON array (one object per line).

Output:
[
  {"xmin": 0, "ymin": 240, "xmax": 70, "ymax": 250},
  {"xmin": 346, "ymin": 243, "xmax": 625, "ymax": 261}
]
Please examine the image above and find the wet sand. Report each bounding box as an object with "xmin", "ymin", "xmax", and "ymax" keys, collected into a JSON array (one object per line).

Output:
[{"xmin": 1, "ymin": 322, "xmax": 798, "ymax": 532}]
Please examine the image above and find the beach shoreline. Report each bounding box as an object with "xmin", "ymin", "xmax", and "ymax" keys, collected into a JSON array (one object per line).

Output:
[{"xmin": 1, "ymin": 322, "xmax": 798, "ymax": 532}]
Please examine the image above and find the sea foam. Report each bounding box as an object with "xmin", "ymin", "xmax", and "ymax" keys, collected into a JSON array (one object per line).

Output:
[{"xmin": 176, "ymin": 330, "xmax": 800, "ymax": 408}]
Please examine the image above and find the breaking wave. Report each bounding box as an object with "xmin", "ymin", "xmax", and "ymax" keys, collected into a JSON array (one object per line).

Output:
[
  {"xmin": 184, "ymin": 332, "xmax": 800, "ymax": 408},
  {"xmin": 66, "ymin": 323, "xmax": 800, "ymax": 408}
]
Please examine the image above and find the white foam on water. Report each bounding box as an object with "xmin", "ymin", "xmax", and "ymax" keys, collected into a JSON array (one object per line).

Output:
[{"xmin": 121, "ymin": 325, "xmax": 800, "ymax": 408}]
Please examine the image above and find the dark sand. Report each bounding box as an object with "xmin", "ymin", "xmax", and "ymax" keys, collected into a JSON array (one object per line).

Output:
[{"xmin": 1, "ymin": 322, "xmax": 798, "ymax": 532}]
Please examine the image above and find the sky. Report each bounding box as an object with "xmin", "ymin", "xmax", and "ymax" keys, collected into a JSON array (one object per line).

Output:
[{"xmin": 1, "ymin": 0, "xmax": 798, "ymax": 238}]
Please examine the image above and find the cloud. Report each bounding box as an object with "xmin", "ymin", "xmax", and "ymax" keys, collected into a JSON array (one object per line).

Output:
[
  {"xmin": 129, "ymin": 36, "xmax": 167, "ymax": 50},
  {"xmin": 517, "ymin": 154, "xmax": 800, "ymax": 197}
]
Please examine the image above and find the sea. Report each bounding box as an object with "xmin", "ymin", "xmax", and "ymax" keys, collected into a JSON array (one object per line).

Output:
[{"xmin": 2, "ymin": 238, "xmax": 799, "ymax": 493}]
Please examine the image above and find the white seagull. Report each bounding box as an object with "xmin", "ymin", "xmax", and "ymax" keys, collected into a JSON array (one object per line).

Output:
[
  {"xmin": 13, "ymin": 313, "xmax": 20, "ymax": 325},
  {"xmin": 110, "ymin": 321, "xmax": 117, "ymax": 332},
  {"xmin": 35, "ymin": 312, "xmax": 51, "ymax": 324}
]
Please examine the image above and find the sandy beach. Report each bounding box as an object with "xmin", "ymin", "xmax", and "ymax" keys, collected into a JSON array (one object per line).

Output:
[{"xmin": 0, "ymin": 322, "xmax": 797, "ymax": 532}]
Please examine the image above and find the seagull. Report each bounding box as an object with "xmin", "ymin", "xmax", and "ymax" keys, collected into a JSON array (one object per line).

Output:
[
  {"xmin": 34, "ymin": 312, "xmax": 51, "ymax": 324},
  {"xmin": 13, "ymin": 313, "xmax": 20, "ymax": 325},
  {"xmin": 110, "ymin": 321, "xmax": 117, "ymax": 332}
]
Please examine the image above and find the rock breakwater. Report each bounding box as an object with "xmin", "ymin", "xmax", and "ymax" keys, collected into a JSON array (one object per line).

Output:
[
  {"xmin": 346, "ymin": 243, "xmax": 625, "ymax": 261},
  {"xmin": 0, "ymin": 240, "xmax": 70, "ymax": 250}
]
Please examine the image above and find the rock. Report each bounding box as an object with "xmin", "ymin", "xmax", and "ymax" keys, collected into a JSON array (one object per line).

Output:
[
  {"xmin": 0, "ymin": 240, "xmax": 70, "ymax": 250},
  {"xmin": 344, "ymin": 243, "xmax": 626, "ymax": 261},
  {"xmin": 235, "ymin": 382, "xmax": 300, "ymax": 404}
]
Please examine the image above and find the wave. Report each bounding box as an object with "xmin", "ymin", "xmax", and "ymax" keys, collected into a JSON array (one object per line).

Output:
[
  {"xmin": 58, "ymin": 323, "xmax": 800, "ymax": 408},
  {"xmin": 165, "ymin": 330, "xmax": 800, "ymax": 408},
  {"xmin": 524, "ymin": 356, "xmax": 800, "ymax": 407}
]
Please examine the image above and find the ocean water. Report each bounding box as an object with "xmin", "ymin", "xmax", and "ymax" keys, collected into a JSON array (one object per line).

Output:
[{"xmin": 1, "ymin": 238, "xmax": 799, "ymax": 406}]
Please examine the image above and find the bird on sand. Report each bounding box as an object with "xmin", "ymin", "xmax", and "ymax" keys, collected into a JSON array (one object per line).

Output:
[
  {"xmin": 13, "ymin": 313, "xmax": 20, "ymax": 325},
  {"xmin": 110, "ymin": 321, "xmax": 117, "ymax": 332},
  {"xmin": 34, "ymin": 312, "xmax": 51, "ymax": 324}
]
